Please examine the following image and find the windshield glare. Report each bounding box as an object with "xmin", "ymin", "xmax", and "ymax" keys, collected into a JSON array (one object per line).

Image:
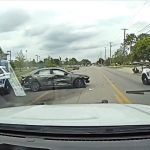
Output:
[{"xmin": 0, "ymin": 1, "xmax": 150, "ymax": 115}]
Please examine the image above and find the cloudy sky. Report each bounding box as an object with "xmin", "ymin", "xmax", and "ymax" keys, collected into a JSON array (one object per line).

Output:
[{"xmin": 0, "ymin": 0, "xmax": 149, "ymax": 62}]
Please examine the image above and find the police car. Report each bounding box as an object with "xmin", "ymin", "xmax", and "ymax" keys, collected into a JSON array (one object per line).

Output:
[
  {"xmin": 141, "ymin": 66, "xmax": 150, "ymax": 85},
  {"xmin": 0, "ymin": 66, "xmax": 11, "ymax": 95}
]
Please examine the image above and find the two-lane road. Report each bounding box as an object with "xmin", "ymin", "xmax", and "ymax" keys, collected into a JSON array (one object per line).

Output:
[
  {"xmin": 101, "ymin": 67, "xmax": 150, "ymax": 105},
  {"xmin": 71, "ymin": 66, "xmax": 150, "ymax": 105},
  {"xmin": 1, "ymin": 66, "xmax": 150, "ymax": 108}
]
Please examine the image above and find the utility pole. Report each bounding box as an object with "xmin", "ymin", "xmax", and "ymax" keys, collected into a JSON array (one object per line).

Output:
[
  {"xmin": 105, "ymin": 47, "xmax": 106, "ymax": 60},
  {"xmin": 121, "ymin": 28, "xmax": 128, "ymax": 54},
  {"xmin": 109, "ymin": 42, "xmax": 112, "ymax": 65}
]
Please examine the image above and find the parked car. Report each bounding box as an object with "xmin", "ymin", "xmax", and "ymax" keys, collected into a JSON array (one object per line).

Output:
[
  {"xmin": 21, "ymin": 67, "xmax": 90, "ymax": 92},
  {"xmin": 0, "ymin": 66, "xmax": 11, "ymax": 95}
]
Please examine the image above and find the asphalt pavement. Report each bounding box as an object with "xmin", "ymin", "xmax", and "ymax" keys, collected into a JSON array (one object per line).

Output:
[{"xmin": 1, "ymin": 66, "xmax": 150, "ymax": 108}]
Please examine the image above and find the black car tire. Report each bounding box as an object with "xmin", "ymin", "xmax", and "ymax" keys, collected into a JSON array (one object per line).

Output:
[
  {"xmin": 73, "ymin": 78, "xmax": 85, "ymax": 88},
  {"xmin": 142, "ymin": 75, "xmax": 149, "ymax": 85},
  {"xmin": 31, "ymin": 81, "xmax": 40, "ymax": 92},
  {"xmin": 4, "ymin": 80, "xmax": 11, "ymax": 95}
]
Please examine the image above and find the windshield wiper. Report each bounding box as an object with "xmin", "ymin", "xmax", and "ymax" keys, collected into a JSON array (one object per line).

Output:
[{"xmin": 126, "ymin": 90, "xmax": 150, "ymax": 95}]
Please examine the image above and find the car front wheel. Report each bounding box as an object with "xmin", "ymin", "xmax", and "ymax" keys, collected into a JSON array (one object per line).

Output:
[
  {"xmin": 31, "ymin": 81, "xmax": 40, "ymax": 92},
  {"xmin": 73, "ymin": 78, "xmax": 85, "ymax": 88}
]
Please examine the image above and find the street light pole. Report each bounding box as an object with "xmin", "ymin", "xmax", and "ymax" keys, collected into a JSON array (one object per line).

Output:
[
  {"xmin": 109, "ymin": 42, "xmax": 112, "ymax": 65},
  {"xmin": 122, "ymin": 28, "xmax": 128, "ymax": 54},
  {"xmin": 26, "ymin": 50, "xmax": 27, "ymax": 60},
  {"xmin": 7, "ymin": 50, "xmax": 11, "ymax": 61},
  {"xmin": 121, "ymin": 28, "xmax": 128, "ymax": 64},
  {"xmin": 105, "ymin": 47, "xmax": 106, "ymax": 60},
  {"xmin": 35, "ymin": 55, "xmax": 39, "ymax": 62}
]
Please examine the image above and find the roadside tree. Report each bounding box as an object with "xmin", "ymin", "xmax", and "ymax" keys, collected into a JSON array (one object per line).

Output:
[
  {"xmin": 131, "ymin": 36, "xmax": 150, "ymax": 61},
  {"xmin": 15, "ymin": 50, "xmax": 25, "ymax": 71}
]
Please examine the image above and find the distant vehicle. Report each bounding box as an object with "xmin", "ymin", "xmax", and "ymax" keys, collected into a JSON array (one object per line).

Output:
[
  {"xmin": 0, "ymin": 66, "xmax": 11, "ymax": 95},
  {"xmin": 21, "ymin": 67, "xmax": 90, "ymax": 92},
  {"xmin": 141, "ymin": 67, "xmax": 150, "ymax": 85},
  {"xmin": 132, "ymin": 67, "xmax": 140, "ymax": 73},
  {"xmin": 132, "ymin": 61, "xmax": 140, "ymax": 65},
  {"xmin": 67, "ymin": 65, "xmax": 80, "ymax": 70}
]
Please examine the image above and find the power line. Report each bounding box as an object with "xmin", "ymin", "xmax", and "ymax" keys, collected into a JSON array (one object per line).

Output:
[
  {"xmin": 107, "ymin": 1, "xmax": 150, "ymax": 60},
  {"xmin": 137, "ymin": 24, "xmax": 150, "ymax": 33},
  {"xmin": 110, "ymin": 2, "xmax": 149, "ymax": 56},
  {"xmin": 102, "ymin": 1, "xmax": 150, "ymax": 59},
  {"xmin": 129, "ymin": 0, "xmax": 150, "ymax": 29},
  {"xmin": 146, "ymin": 29, "xmax": 150, "ymax": 33}
]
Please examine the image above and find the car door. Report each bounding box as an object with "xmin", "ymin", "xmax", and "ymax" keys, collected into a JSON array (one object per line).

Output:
[
  {"xmin": 35, "ymin": 69, "xmax": 54, "ymax": 87},
  {"xmin": 0, "ymin": 68, "xmax": 5, "ymax": 80},
  {"xmin": 52, "ymin": 69, "xmax": 72, "ymax": 87},
  {"xmin": 0, "ymin": 68, "xmax": 5, "ymax": 87}
]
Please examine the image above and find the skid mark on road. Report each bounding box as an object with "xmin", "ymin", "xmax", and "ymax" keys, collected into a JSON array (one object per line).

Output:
[
  {"xmin": 28, "ymin": 91, "xmax": 51, "ymax": 105},
  {"xmin": 102, "ymin": 73, "xmax": 132, "ymax": 104}
]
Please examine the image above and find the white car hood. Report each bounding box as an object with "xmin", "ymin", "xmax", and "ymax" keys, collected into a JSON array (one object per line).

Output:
[{"xmin": 0, "ymin": 104, "xmax": 150, "ymax": 126}]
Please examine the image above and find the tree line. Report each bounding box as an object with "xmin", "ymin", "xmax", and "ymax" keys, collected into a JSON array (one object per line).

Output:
[
  {"xmin": 105, "ymin": 33, "xmax": 150, "ymax": 65},
  {"xmin": 10, "ymin": 50, "xmax": 91, "ymax": 71}
]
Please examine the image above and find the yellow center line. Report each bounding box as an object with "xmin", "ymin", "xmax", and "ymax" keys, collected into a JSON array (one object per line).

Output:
[
  {"xmin": 115, "ymin": 93, "xmax": 124, "ymax": 104},
  {"xmin": 102, "ymin": 73, "xmax": 132, "ymax": 104}
]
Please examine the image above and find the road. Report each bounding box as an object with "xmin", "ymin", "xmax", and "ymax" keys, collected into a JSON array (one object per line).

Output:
[{"xmin": 1, "ymin": 66, "xmax": 150, "ymax": 108}]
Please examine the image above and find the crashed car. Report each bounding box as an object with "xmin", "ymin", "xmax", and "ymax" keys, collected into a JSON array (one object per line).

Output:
[{"xmin": 21, "ymin": 67, "xmax": 90, "ymax": 92}]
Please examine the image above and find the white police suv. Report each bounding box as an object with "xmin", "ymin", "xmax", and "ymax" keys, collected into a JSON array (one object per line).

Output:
[
  {"xmin": 0, "ymin": 66, "xmax": 11, "ymax": 95},
  {"xmin": 142, "ymin": 66, "xmax": 150, "ymax": 85}
]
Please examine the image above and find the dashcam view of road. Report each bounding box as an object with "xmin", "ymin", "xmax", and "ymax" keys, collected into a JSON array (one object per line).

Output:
[
  {"xmin": 0, "ymin": 1, "xmax": 150, "ymax": 109},
  {"xmin": 1, "ymin": 65, "xmax": 150, "ymax": 108}
]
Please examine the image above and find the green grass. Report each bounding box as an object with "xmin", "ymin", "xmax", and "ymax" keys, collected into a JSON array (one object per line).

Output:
[
  {"xmin": 120, "ymin": 65, "xmax": 134, "ymax": 68},
  {"xmin": 14, "ymin": 68, "xmax": 35, "ymax": 81},
  {"xmin": 108, "ymin": 64, "xmax": 134, "ymax": 68}
]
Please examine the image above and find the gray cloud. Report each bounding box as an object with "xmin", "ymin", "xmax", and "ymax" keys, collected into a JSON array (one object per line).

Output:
[
  {"xmin": 68, "ymin": 45, "xmax": 99, "ymax": 51},
  {"xmin": 39, "ymin": 24, "xmax": 98, "ymax": 53},
  {"xmin": 11, "ymin": 43, "xmax": 27, "ymax": 50},
  {"xmin": 45, "ymin": 28, "xmax": 94, "ymax": 43},
  {"xmin": 23, "ymin": 23, "xmax": 99, "ymax": 55},
  {"xmin": 41, "ymin": 42, "xmax": 100, "ymax": 56},
  {"xmin": 42, "ymin": 41, "xmax": 67, "ymax": 50},
  {"xmin": 0, "ymin": 9, "xmax": 30, "ymax": 33},
  {"xmin": 24, "ymin": 25, "xmax": 49, "ymax": 37}
]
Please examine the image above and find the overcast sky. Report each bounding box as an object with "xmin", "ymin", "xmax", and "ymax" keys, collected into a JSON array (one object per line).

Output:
[{"xmin": 0, "ymin": 0, "xmax": 149, "ymax": 62}]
